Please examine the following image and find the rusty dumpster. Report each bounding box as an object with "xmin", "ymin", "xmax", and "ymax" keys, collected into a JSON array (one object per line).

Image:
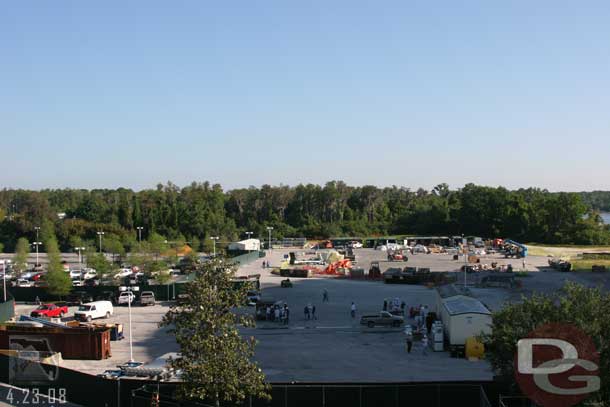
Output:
[{"xmin": 0, "ymin": 324, "xmax": 111, "ymax": 360}]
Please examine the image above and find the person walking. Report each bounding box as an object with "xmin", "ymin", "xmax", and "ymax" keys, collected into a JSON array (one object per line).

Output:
[
  {"xmin": 322, "ymin": 289, "xmax": 329, "ymax": 302},
  {"xmin": 405, "ymin": 328, "xmax": 413, "ymax": 353},
  {"xmin": 383, "ymin": 299, "xmax": 387, "ymax": 311},
  {"xmin": 421, "ymin": 334, "xmax": 429, "ymax": 356},
  {"xmin": 274, "ymin": 306, "xmax": 280, "ymax": 322},
  {"xmin": 284, "ymin": 305, "xmax": 290, "ymax": 325},
  {"xmin": 265, "ymin": 305, "xmax": 271, "ymax": 321},
  {"xmin": 312, "ymin": 305, "xmax": 317, "ymax": 320},
  {"xmin": 350, "ymin": 302, "xmax": 357, "ymax": 318},
  {"xmin": 262, "ymin": 260, "xmax": 266, "ymax": 269},
  {"xmin": 304, "ymin": 305, "xmax": 310, "ymax": 320}
]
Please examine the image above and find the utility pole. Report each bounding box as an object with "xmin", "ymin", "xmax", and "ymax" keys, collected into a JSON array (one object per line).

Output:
[
  {"xmin": 1, "ymin": 260, "xmax": 6, "ymax": 302},
  {"xmin": 462, "ymin": 235, "xmax": 468, "ymax": 289},
  {"xmin": 266, "ymin": 226, "xmax": 273, "ymax": 251},
  {"xmin": 34, "ymin": 226, "xmax": 41, "ymax": 266},
  {"xmin": 210, "ymin": 236, "xmax": 219, "ymax": 257},
  {"xmin": 97, "ymin": 231, "xmax": 105, "ymax": 253},
  {"xmin": 136, "ymin": 226, "xmax": 143, "ymax": 244},
  {"xmin": 75, "ymin": 246, "xmax": 85, "ymax": 267},
  {"xmin": 32, "ymin": 242, "xmax": 42, "ymax": 269}
]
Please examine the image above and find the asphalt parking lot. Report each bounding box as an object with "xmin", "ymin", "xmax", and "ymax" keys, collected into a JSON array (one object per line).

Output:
[
  {"xmin": 14, "ymin": 302, "xmax": 178, "ymax": 375},
  {"xmin": 10, "ymin": 247, "xmax": 609, "ymax": 382}
]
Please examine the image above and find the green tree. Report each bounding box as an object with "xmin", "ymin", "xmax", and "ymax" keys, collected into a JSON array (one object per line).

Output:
[
  {"xmin": 482, "ymin": 282, "xmax": 610, "ymax": 406},
  {"xmin": 0, "ymin": 242, "xmax": 4, "ymax": 253},
  {"xmin": 45, "ymin": 236, "xmax": 72, "ymax": 298},
  {"xmin": 160, "ymin": 258, "xmax": 270, "ymax": 406},
  {"xmin": 86, "ymin": 252, "xmax": 113, "ymax": 279},
  {"xmin": 104, "ymin": 234, "xmax": 126, "ymax": 263},
  {"xmin": 13, "ymin": 237, "xmax": 30, "ymax": 275},
  {"xmin": 147, "ymin": 232, "xmax": 168, "ymax": 260}
]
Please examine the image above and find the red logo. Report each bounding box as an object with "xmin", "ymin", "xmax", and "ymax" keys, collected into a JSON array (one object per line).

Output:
[{"xmin": 514, "ymin": 323, "xmax": 600, "ymax": 407}]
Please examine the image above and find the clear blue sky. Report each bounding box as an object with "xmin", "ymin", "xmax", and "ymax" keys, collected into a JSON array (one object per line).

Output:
[{"xmin": 1, "ymin": 1, "xmax": 609, "ymax": 191}]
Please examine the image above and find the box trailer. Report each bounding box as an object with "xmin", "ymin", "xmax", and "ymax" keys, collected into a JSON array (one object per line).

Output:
[{"xmin": 436, "ymin": 288, "xmax": 492, "ymax": 357}]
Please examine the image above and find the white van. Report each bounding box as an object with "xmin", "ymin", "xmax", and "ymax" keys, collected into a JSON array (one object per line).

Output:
[{"xmin": 74, "ymin": 301, "xmax": 114, "ymax": 322}]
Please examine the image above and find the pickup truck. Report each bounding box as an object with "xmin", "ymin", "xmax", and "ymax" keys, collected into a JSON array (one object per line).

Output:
[
  {"xmin": 139, "ymin": 291, "xmax": 155, "ymax": 306},
  {"xmin": 30, "ymin": 304, "xmax": 69, "ymax": 318},
  {"xmin": 360, "ymin": 311, "xmax": 404, "ymax": 328},
  {"xmin": 117, "ymin": 291, "xmax": 135, "ymax": 305}
]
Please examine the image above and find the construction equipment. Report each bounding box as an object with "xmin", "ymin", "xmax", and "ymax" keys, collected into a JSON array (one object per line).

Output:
[{"xmin": 387, "ymin": 250, "xmax": 407, "ymax": 262}]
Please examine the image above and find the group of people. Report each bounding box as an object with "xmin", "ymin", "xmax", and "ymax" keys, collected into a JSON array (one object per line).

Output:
[
  {"xmin": 261, "ymin": 260, "xmax": 271, "ymax": 268},
  {"xmin": 383, "ymin": 297, "xmax": 406, "ymax": 314},
  {"xmin": 265, "ymin": 303, "xmax": 290, "ymax": 325},
  {"xmin": 304, "ymin": 303, "xmax": 317, "ymax": 320}
]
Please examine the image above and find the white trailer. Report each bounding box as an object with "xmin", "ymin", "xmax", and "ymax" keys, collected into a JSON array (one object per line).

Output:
[{"xmin": 436, "ymin": 287, "xmax": 492, "ymax": 357}]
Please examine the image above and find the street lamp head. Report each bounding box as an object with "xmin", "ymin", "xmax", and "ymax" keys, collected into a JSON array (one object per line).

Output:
[{"xmin": 267, "ymin": 226, "xmax": 274, "ymax": 231}]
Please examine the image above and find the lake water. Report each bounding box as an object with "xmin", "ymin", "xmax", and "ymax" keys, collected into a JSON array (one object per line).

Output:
[{"xmin": 602, "ymin": 212, "xmax": 610, "ymax": 224}]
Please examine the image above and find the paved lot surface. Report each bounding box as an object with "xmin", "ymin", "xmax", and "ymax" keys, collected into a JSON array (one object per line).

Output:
[
  {"xmin": 14, "ymin": 302, "xmax": 178, "ymax": 376},
  {"xmin": 10, "ymin": 247, "xmax": 610, "ymax": 383}
]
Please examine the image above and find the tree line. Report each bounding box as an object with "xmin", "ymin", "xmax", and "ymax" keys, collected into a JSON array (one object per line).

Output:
[{"xmin": 0, "ymin": 181, "xmax": 608, "ymax": 254}]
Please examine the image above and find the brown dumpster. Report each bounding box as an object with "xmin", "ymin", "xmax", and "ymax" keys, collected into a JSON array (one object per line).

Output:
[{"xmin": 0, "ymin": 325, "xmax": 111, "ymax": 360}]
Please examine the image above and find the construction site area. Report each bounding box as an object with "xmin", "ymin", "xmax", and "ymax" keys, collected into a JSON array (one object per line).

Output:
[{"xmin": 3, "ymin": 238, "xmax": 610, "ymax": 407}]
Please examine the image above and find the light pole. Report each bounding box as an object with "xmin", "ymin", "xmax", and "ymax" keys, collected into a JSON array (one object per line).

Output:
[
  {"xmin": 32, "ymin": 241, "xmax": 42, "ymax": 268},
  {"xmin": 97, "ymin": 231, "xmax": 105, "ymax": 253},
  {"xmin": 1, "ymin": 260, "xmax": 6, "ymax": 302},
  {"xmin": 210, "ymin": 236, "xmax": 219, "ymax": 257},
  {"xmin": 120, "ymin": 286, "xmax": 139, "ymax": 363},
  {"xmin": 462, "ymin": 234, "xmax": 468, "ymax": 289},
  {"xmin": 136, "ymin": 227, "xmax": 143, "ymax": 244},
  {"xmin": 75, "ymin": 246, "xmax": 85, "ymax": 267},
  {"xmin": 34, "ymin": 226, "xmax": 40, "ymax": 266},
  {"xmin": 245, "ymin": 231, "xmax": 253, "ymax": 240},
  {"xmin": 266, "ymin": 227, "xmax": 273, "ymax": 251}
]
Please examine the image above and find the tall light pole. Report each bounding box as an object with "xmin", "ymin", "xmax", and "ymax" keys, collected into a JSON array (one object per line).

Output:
[
  {"xmin": 120, "ymin": 286, "xmax": 139, "ymax": 363},
  {"xmin": 34, "ymin": 226, "xmax": 40, "ymax": 265},
  {"xmin": 97, "ymin": 231, "xmax": 105, "ymax": 253},
  {"xmin": 210, "ymin": 236, "xmax": 219, "ymax": 257},
  {"xmin": 245, "ymin": 231, "xmax": 253, "ymax": 240},
  {"xmin": 136, "ymin": 226, "xmax": 143, "ymax": 244},
  {"xmin": 266, "ymin": 227, "xmax": 273, "ymax": 251},
  {"xmin": 32, "ymin": 242, "xmax": 42, "ymax": 268},
  {"xmin": 75, "ymin": 246, "xmax": 85, "ymax": 267},
  {"xmin": 1, "ymin": 260, "xmax": 6, "ymax": 302}
]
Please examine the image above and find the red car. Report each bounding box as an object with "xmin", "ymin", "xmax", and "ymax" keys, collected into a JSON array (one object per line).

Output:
[{"xmin": 30, "ymin": 303, "xmax": 69, "ymax": 318}]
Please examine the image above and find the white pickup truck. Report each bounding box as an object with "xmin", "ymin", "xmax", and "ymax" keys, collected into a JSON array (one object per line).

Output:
[{"xmin": 117, "ymin": 291, "xmax": 135, "ymax": 305}]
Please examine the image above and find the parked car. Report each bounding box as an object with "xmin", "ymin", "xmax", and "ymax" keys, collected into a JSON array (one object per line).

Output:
[
  {"xmin": 117, "ymin": 291, "xmax": 135, "ymax": 305},
  {"xmin": 84, "ymin": 278, "xmax": 100, "ymax": 287},
  {"xmin": 360, "ymin": 311, "xmax": 404, "ymax": 328},
  {"xmin": 16, "ymin": 279, "xmax": 34, "ymax": 287},
  {"xmin": 139, "ymin": 291, "xmax": 155, "ymax": 306},
  {"xmin": 74, "ymin": 301, "xmax": 113, "ymax": 322},
  {"xmin": 82, "ymin": 269, "xmax": 97, "ymax": 280},
  {"xmin": 247, "ymin": 290, "xmax": 261, "ymax": 306},
  {"xmin": 30, "ymin": 303, "xmax": 69, "ymax": 318},
  {"xmin": 72, "ymin": 278, "xmax": 84, "ymax": 287},
  {"xmin": 176, "ymin": 293, "xmax": 190, "ymax": 305},
  {"xmin": 20, "ymin": 271, "xmax": 35, "ymax": 280},
  {"xmin": 349, "ymin": 241, "xmax": 363, "ymax": 249},
  {"xmin": 69, "ymin": 270, "xmax": 82, "ymax": 279},
  {"xmin": 31, "ymin": 272, "xmax": 45, "ymax": 281},
  {"xmin": 115, "ymin": 268, "xmax": 133, "ymax": 279}
]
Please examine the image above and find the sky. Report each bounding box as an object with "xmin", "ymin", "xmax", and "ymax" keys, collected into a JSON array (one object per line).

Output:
[{"xmin": 1, "ymin": 1, "xmax": 609, "ymax": 192}]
